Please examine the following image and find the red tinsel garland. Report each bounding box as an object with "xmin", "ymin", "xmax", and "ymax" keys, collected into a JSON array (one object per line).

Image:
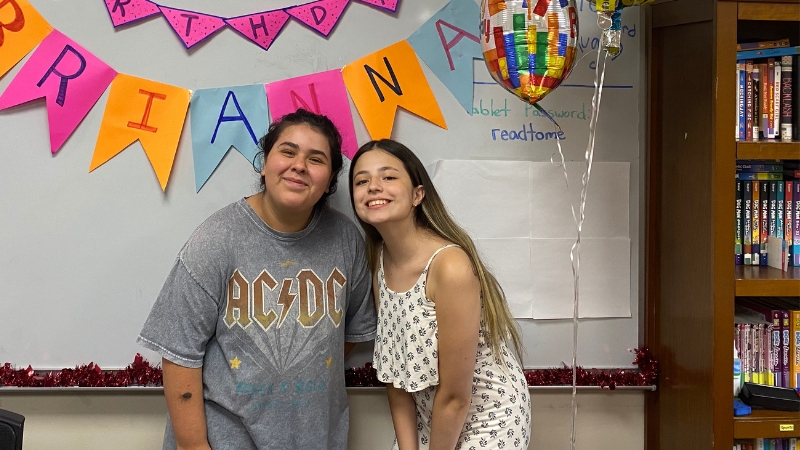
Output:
[{"xmin": 1, "ymin": 348, "xmax": 656, "ymax": 389}]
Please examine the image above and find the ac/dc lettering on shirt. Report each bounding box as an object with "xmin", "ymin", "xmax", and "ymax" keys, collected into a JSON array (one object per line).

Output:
[{"xmin": 225, "ymin": 268, "xmax": 347, "ymax": 331}]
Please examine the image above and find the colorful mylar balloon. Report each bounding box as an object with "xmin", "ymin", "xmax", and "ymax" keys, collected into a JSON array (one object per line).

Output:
[{"xmin": 481, "ymin": 0, "xmax": 579, "ymax": 105}]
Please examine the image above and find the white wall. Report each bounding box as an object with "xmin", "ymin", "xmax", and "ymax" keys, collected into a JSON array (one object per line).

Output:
[{"xmin": 0, "ymin": 389, "xmax": 644, "ymax": 450}]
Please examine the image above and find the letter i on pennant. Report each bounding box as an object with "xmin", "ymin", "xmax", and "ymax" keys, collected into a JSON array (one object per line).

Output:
[{"xmin": 91, "ymin": 74, "xmax": 191, "ymax": 190}]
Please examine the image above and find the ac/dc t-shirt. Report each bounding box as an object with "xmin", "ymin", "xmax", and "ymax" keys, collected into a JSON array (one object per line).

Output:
[{"xmin": 137, "ymin": 198, "xmax": 376, "ymax": 450}]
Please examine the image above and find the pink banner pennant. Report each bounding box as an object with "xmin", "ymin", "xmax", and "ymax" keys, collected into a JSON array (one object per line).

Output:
[
  {"xmin": 285, "ymin": 0, "xmax": 350, "ymax": 37},
  {"xmin": 0, "ymin": 30, "xmax": 117, "ymax": 154},
  {"xmin": 159, "ymin": 6, "xmax": 226, "ymax": 49},
  {"xmin": 226, "ymin": 10, "xmax": 290, "ymax": 51},
  {"xmin": 355, "ymin": 0, "xmax": 399, "ymax": 12},
  {"xmin": 266, "ymin": 70, "xmax": 358, "ymax": 159},
  {"xmin": 103, "ymin": 0, "xmax": 160, "ymax": 27}
]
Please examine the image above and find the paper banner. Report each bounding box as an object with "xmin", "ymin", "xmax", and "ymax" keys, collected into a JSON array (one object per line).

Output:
[
  {"xmin": 0, "ymin": 30, "xmax": 116, "ymax": 153},
  {"xmin": 103, "ymin": 0, "xmax": 160, "ymax": 27},
  {"xmin": 0, "ymin": 0, "xmax": 53, "ymax": 78},
  {"xmin": 190, "ymin": 85, "xmax": 270, "ymax": 192},
  {"xmin": 356, "ymin": 0, "xmax": 399, "ymax": 13},
  {"xmin": 407, "ymin": 0, "xmax": 482, "ymax": 114},
  {"xmin": 159, "ymin": 6, "xmax": 226, "ymax": 49},
  {"xmin": 266, "ymin": 70, "xmax": 358, "ymax": 159},
  {"xmin": 226, "ymin": 10, "xmax": 290, "ymax": 51},
  {"xmin": 342, "ymin": 40, "xmax": 446, "ymax": 140},
  {"xmin": 286, "ymin": 0, "xmax": 350, "ymax": 37},
  {"xmin": 90, "ymin": 74, "xmax": 191, "ymax": 190}
]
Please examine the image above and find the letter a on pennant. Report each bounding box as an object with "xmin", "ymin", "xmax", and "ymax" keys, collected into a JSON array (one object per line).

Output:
[
  {"xmin": 0, "ymin": 0, "xmax": 52, "ymax": 78},
  {"xmin": 90, "ymin": 74, "xmax": 191, "ymax": 190},
  {"xmin": 226, "ymin": 11, "xmax": 290, "ymax": 51},
  {"xmin": 158, "ymin": 6, "xmax": 226, "ymax": 49},
  {"xmin": 0, "ymin": 30, "xmax": 116, "ymax": 153},
  {"xmin": 103, "ymin": 0, "xmax": 160, "ymax": 27},
  {"xmin": 341, "ymin": 40, "xmax": 446, "ymax": 140},
  {"xmin": 285, "ymin": 0, "xmax": 350, "ymax": 37}
]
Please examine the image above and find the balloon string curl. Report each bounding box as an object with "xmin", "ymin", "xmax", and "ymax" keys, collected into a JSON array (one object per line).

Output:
[{"xmin": 537, "ymin": 42, "xmax": 608, "ymax": 450}]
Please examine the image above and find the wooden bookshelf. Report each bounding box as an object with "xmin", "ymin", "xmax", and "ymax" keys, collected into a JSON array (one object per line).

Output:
[
  {"xmin": 647, "ymin": 1, "xmax": 800, "ymax": 449},
  {"xmin": 737, "ymin": 141, "xmax": 800, "ymax": 160},
  {"xmin": 735, "ymin": 266, "xmax": 800, "ymax": 296},
  {"xmin": 734, "ymin": 409, "xmax": 800, "ymax": 439}
]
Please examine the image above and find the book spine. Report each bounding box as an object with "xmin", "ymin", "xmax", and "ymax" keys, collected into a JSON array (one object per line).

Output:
[
  {"xmin": 792, "ymin": 310, "xmax": 800, "ymax": 389},
  {"xmin": 737, "ymin": 163, "xmax": 783, "ymax": 173},
  {"xmin": 770, "ymin": 180, "xmax": 778, "ymax": 242},
  {"xmin": 768, "ymin": 59, "xmax": 775, "ymax": 139},
  {"xmin": 736, "ymin": 180, "xmax": 743, "ymax": 265},
  {"xmin": 762, "ymin": 62, "xmax": 770, "ymax": 139},
  {"xmin": 737, "ymin": 38, "xmax": 791, "ymax": 51},
  {"xmin": 737, "ymin": 45, "xmax": 800, "ymax": 60},
  {"xmin": 747, "ymin": 61, "xmax": 754, "ymax": 141},
  {"xmin": 738, "ymin": 63, "xmax": 746, "ymax": 140},
  {"xmin": 786, "ymin": 169, "xmax": 800, "ymax": 179},
  {"xmin": 761, "ymin": 180, "xmax": 769, "ymax": 265},
  {"xmin": 787, "ymin": 181, "xmax": 794, "ymax": 268},
  {"xmin": 772, "ymin": 311, "xmax": 783, "ymax": 387},
  {"xmin": 736, "ymin": 172, "xmax": 784, "ymax": 181},
  {"xmin": 754, "ymin": 65, "xmax": 761, "ymax": 140},
  {"xmin": 744, "ymin": 181, "xmax": 752, "ymax": 265},
  {"xmin": 753, "ymin": 181, "xmax": 760, "ymax": 265},
  {"xmin": 795, "ymin": 181, "xmax": 800, "ymax": 266},
  {"xmin": 774, "ymin": 60, "xmax": 782, "ymax": 140},
  {"xmin": 783, "ymin": 311, "xmax": 791, "ymax": 387},
  {"xmin": 789, "ymin": 437, "xmax": 797, "ymax": 450},
  {"xmin": 781, "ymin": 56, "xmax": 794, "ymax": 142}
]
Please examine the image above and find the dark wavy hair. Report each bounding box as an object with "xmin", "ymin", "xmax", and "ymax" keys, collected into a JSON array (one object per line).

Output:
[{"xmin": 253, "ymin": 109, "xmax": 343, "ymax": 206}]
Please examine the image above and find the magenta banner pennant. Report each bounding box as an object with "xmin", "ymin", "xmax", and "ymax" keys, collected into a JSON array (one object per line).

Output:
[
  {"xmin": 159, "ymin": 6, "xmax": 226, "ymax": 49},
  {"xmin": 265, "ymin": 70, "xmax": 358, "ymax": 159},
  {"xmin": 103, "ymin": 0, "xmax": 160, "ymax": 27},
  {"xmin": 355, "ymin": 0, "xmax": 399, "ymax": 12},
  {"xmin": 286, "ymin": 0, "xmax": 351, "ymax": 37},
  {"xmin": 226, "ymin": 10, "xmax": 290, "ymax": 51},
  {"xmin": 0, "ymin": 30, "xmax": 117, "ymax": 154}
]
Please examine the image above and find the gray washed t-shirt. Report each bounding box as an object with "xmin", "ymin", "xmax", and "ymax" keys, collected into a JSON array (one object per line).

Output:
[{"xmin": 137, "ymin": 199, "xmax": 376, "ymax": 450}]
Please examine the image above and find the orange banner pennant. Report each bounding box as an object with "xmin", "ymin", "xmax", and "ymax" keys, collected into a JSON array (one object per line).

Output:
[
  {"xmin": 342, "ymin": 40, "xmax": 446, "ymax": 140},
  {"xmin": 90, "ymin": 74, "xmax": 191, "ymax": 190},
  {"xmin": 0, "ymin": 0, "xmax": 53, "ymax": 78}
]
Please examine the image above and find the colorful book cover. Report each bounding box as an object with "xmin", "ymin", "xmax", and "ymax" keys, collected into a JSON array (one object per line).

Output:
[
  {"xmin": 770, "ymin": 181, "xmax": 777, "ymax": 242},
  {"xmin": 737, "ymin": 163, "xmax": 783, "ymax": 173},
  {"xmin": 761, "ymin": 62, "xmax": 770, "ymax": 139},
  {"xmin": 794, "ymin": 181, "xmax": 800, "ymax": 266},
  {"xmin": 774, "ymin": 60, "xmax": 781, "ymax": 140},
  {"xmin": 792, "ymin": 310, "xmax": 800, "ymax": 389},
  {"xmin": 738, "ymin": 63, "xmax": 746, "ymax": 140},
  {"xmin": 736, "ymin": 172, "xmax": 783, "ymax": 181},
  {"xmin": 744, "ymin": 181, "xmax": 753, "ymax": 265},
  {"xmin": 786, "ymin": 169, "xmax": 800, "ymax": 179},
  {"xmin": 753, "ymin": 181, "xmax": 760, "ymax": 265},
  {"xmin": 767, "ymin": 59, "xmax": 775, "ymax": 139},
  {"xmin": 753, "ymin": 64, "xmax": 761, "ymax": 140},
  {"xmin": 736, "ymin": 180, "xmax": 744, "ymax": 265},
  {"xmin": 781, "ymin": 56, "xmax": 793, "ymax": 142},
  {"xmin": 761, "ymin": 180, "xmax": 769, "ymax": 266},
  {"xmin": 740, "ymin": 300, "xmax": 786, "ymax": 387},
  {"xmin": 747, "ymin": 61, "xmax": 754, "ymax": 141},
  {"xmin": 782, "ymin": 311, "xmax": 791, "ymax": 388},
  {"xmin": 737, "ymin": 45, "xmax": 800, "ymax": 60},
  {"xmin": 786, "ymin": 181, "xmax": 794, "ymax": 268}
]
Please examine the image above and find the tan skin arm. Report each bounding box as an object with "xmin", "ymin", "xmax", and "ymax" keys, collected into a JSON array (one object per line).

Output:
[
  {"xmin": 426, "ymin": 248, "xmax": 481, "ymax": 450},
  {"xmin": 162, "ymin": 359, "xmax": 211, "ymax": 450}
]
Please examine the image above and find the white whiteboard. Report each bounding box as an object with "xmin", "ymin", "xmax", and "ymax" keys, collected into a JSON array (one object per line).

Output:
[{"xmin": 0, "ymin": 0, "xmax": 644, "ymax": 370}]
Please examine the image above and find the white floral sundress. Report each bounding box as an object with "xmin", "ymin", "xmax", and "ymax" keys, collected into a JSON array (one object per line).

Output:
[{"xmin": 373, "ymin": 244, "xmax": 531, "ymax": 450}]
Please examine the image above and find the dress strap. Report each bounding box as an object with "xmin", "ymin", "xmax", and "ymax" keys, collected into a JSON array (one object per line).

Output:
[{"xmin": 423, "ymin": 244, "xmax": 460, "ymax": 273}]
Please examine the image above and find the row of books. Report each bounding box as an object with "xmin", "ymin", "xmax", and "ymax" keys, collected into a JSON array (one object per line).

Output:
[
  {"xmin": 734, "ymin": 297, "xmax": 799, "ymax": 390},
  {"xmin": 735, "ymin": 38, "xmax": 797, "ymax": 142},
  {"xmin": 735, "ymin": 161, "xmax": 800, "ymax": 268},
  {"xmin": 734, "ymin": 438, "xmax": 798, "ymax": 450}
]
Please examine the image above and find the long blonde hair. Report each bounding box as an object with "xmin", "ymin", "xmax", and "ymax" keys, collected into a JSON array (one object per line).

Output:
[{"xmin": 348, "ymin": 139, "xmax": 524, "ymax": 362}]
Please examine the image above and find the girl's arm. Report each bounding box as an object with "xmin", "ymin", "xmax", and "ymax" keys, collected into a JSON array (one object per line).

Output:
[
  {"xmin": 427, "ymin": 249, "xmax": 481, "ymax": 450},
  {"xmin": 162, "ymin": 359, "xmax": 212, "ymax": 450},
  {"xmin": 387, "ymin": 384, "xmax": 420, "ymax": 450}
]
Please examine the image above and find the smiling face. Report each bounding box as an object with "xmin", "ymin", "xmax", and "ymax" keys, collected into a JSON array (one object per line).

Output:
[
  {"xmin": 351, "ymin": 149, "xmax": 424, "ymax": 227},
  {"xmin": 260, "ymin": 123, "xmax": 333, "ymax": 217}
]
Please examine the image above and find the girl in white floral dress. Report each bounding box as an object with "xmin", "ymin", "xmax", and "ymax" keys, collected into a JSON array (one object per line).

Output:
[{"xmin": 349, "ymin": 140, "xmax": 531, "ymax": 450}]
